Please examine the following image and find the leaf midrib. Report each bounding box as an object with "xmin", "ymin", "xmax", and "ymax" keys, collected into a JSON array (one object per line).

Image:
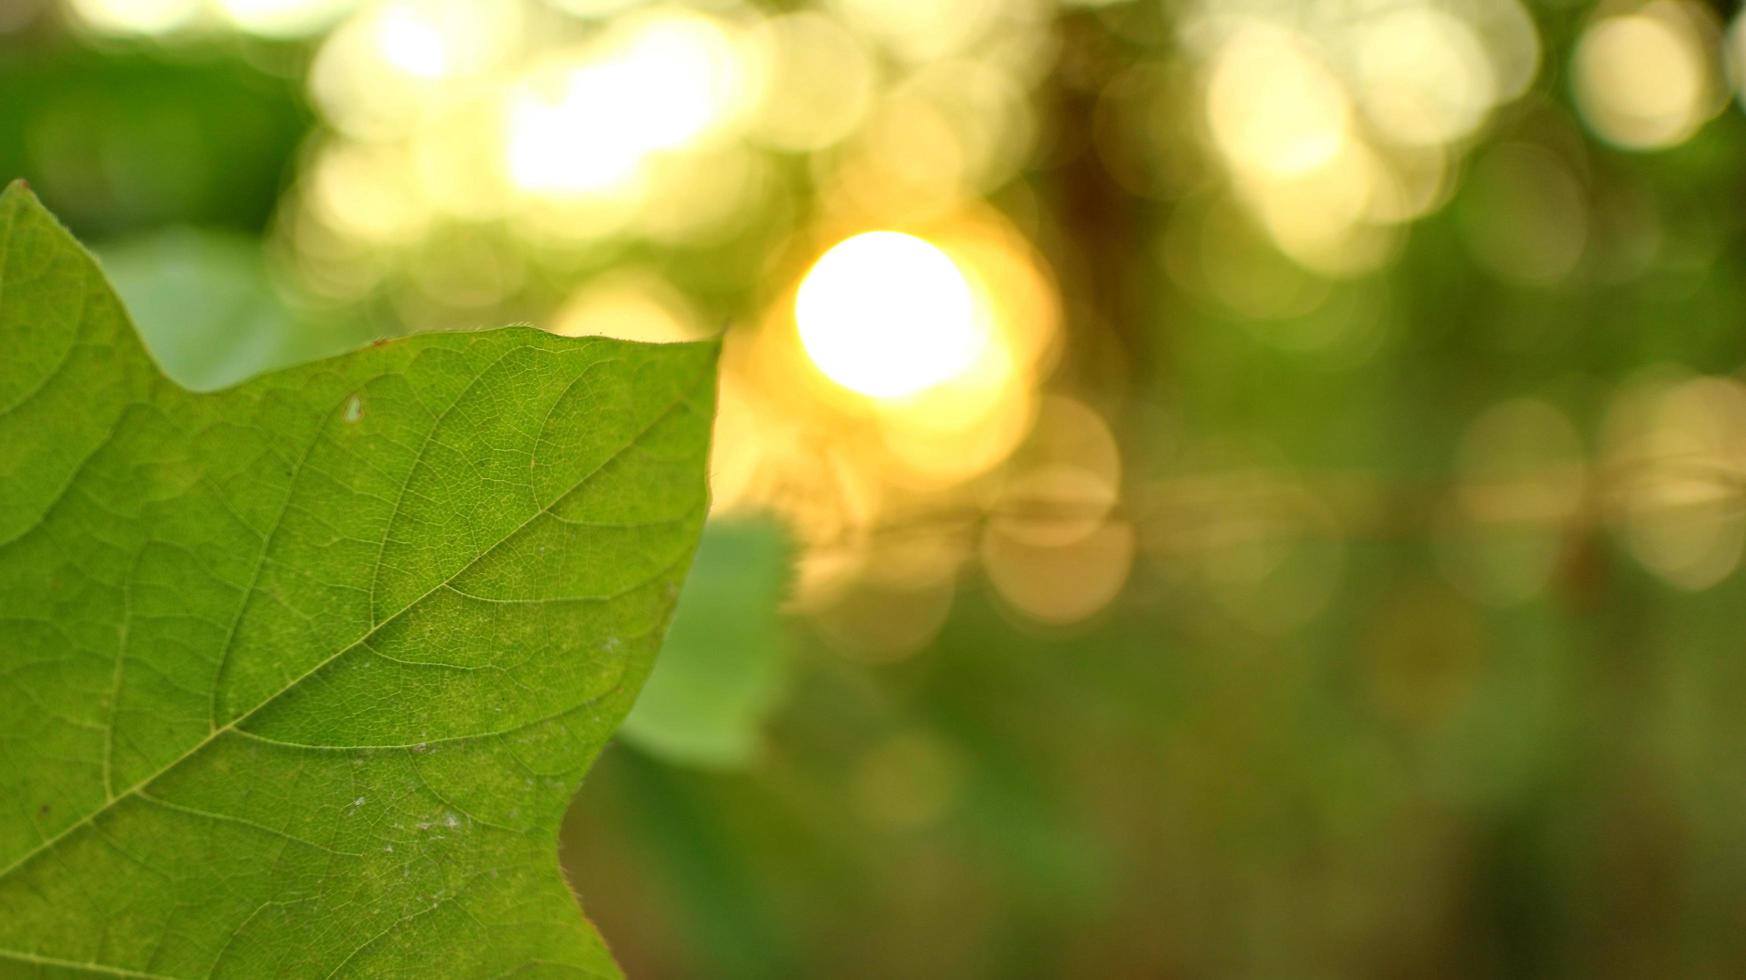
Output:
[{"xmin": 0, "ymin": 945, "xmax": 177, "ymax": 979}]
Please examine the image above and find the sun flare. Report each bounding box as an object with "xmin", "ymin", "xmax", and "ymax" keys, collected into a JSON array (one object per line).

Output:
[{"xmin": 795, "ymin": 231, "xmax": 987, "ymax": 399}]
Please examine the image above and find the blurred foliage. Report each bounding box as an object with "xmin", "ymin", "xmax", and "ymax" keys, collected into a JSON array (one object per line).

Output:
[
  {"xmin": 619, "ymin": 520, "xmax": 792, "ymax": 768},
  {"xmin": 0, "ymin": 43, "xmax": 307, "ymax": 237},
  {"xmin": 101, "ymin": 227, "xmax": 374, "ymax": 389},
  {"xmin": 13, "ymin": 0, "xmax": 1746, "ymax": 975}
]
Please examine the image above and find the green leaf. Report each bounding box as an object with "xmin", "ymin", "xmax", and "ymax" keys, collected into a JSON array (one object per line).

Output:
[
  {"xmin": 0, "ymin": 182, "xmax": 718, "ymax": 977},
  {"xmin": 618, "ymin": 520, "xmax": 791, "ymax": 769}
]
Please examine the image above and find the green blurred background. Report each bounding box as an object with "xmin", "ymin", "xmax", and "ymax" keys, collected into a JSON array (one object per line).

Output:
[{"xmin": 9, "ymin": 0, "xmax": 1746, "ymax": 975}]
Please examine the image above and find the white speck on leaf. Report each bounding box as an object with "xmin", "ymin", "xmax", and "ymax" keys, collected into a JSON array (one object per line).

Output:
[{"xmin": 344, "ymin": 394, "xmax": 363, "ymax": 423}]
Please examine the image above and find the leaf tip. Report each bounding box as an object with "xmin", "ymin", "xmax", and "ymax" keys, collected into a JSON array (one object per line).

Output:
[
  {"xmin": 2, "ymin": 177, "xmax": 35, "ymax": 204},
  {"xmin": 0, "ymin": 177, "xmax": 73, "ymax": 242}
]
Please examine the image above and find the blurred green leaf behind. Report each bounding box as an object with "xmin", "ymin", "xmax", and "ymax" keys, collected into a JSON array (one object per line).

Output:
[
  {"xmin": 100, "ymin": 227, "xmax": 377, "ymax": 390},
  {"xmin": 619, "ymin": 520, "xmax": 792, "ymax": 769}
]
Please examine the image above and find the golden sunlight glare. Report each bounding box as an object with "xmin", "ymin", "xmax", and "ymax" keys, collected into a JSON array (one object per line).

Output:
[
  {"xmin": 1206, "ymin": 23, "xmax": 1352, "ymax": 179},
  {"xmin": 376, "ymin": 3, "xmax": 451, "ymax": 80},
  {"xmin": 505, "ymin": 11, "xmax": 748, "ymax": 199},
  {"xmin": 796, "ymin": 231, "xmax": 987, "ymax": 399},
  {"xmin": 215, "ymin": 0, "xmax": 354, "ymax": 37},
  {"xmin": 69, "ymin": 0, "xmax": 199, "ymax": 34}
]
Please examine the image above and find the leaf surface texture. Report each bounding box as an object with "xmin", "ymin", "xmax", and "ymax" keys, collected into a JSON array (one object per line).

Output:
[{"xmin": 0, "ymin": 183, "xmax": 717, "ymax": 978}]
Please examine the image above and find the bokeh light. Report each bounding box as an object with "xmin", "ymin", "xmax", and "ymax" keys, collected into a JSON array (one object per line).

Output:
[
  {"xmin": 550, "ymin": 269, "xmax": 709, "ymax": 343},
  {"xmin": 68, "ymin": 0, "xmax": 200, "ymax": 35},
  {"xmin": 795, "ymin": 231, "xmax": 988, "ymax": 399},
  {"xmin": 1351, "ymin": 6, "xmax": 1494, "ymax": 148},
  {"xmin": 309, "ymin": 0, "xmax": 522, "ymax": 140},
  {"xmin": 1205, "ymin": 23, "xmax": 1351, "ymax": 180},
  {"xmin": 1185, "ymin": 0, "xmax": 1539, "ymax": 276},
  {"xmin": 1604, "ymin": 370, "xmax": 1746, "ymax": 590},
  {"xmin": 826, "ymin": 0, "xmax": 998, "ymax": 62},
  {"xmin": 981, "ymin": 396, "xmax": 1132, "ymax": 625},
  {"xmin": 213, "ymin": 0, "xmax": 357, "ymax": 38},
  {"xmin": 1572, "ymin": 1, "xmax": 1723, "ymax": 151},
  {"xmin": 506, "ymin": 10, "xmax": 751, "ymax": 200},
  {"xmin": 1438, "ymin": 398, "xmax": 1587, "ymax": 605},
  {"xmin": 982, "ymin": 518, "xmax": 1135, "ymax": 626},
  {"xmin": 746, "ymin": 12, "xmax": 876, "ymax": 152}
]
